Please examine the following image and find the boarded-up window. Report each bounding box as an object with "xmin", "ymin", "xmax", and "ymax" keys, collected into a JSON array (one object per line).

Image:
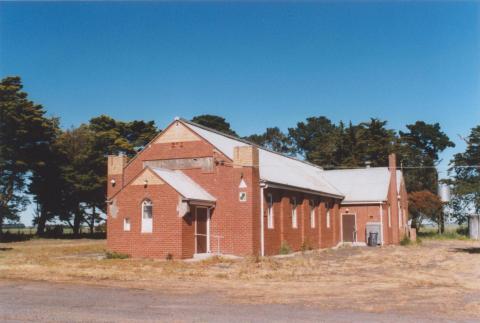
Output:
[{"xmin": 144, "ymin": 157, "xmax": 214, "ymax": 172}]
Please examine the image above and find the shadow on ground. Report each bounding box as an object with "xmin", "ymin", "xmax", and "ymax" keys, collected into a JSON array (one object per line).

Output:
[{"xmin": 450, "ymin": 247, "xmax": 480, "ymax": 254}]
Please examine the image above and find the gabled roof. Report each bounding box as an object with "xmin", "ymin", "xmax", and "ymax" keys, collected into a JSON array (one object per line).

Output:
[
  {"xmin": 181, "ymin": 119, "xmax": 343, "ymax": 198},
  {"xmin": 322, "ymin": 168, "xmax": 403, "ymax": 203},
  {"xmin": 151, "ymin": 167, "xmax": 216, "ymax": 203}
]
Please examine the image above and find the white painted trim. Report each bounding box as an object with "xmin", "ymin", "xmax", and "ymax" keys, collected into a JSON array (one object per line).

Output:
[
  {"xmin": 341, "ymin": 201, "xmax": 385, "ymax": 205},
  {"xmin": 263, "ymin": 181, "xmax": 343, "ymax": 199},
  {"xmin": 341, "ymin": 213, "xmax": 357, "ymax": 243}
]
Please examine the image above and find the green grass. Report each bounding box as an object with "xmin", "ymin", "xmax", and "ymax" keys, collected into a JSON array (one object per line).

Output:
[
  {"xmin": 418, "ymin": 226, "xmax": 469, "ymax": 241},
  {"xmin": 400, "ymin": 236, "xmax": 422, "ymax": 246},
  {"xmin": 105, "ymin": 251, "xmax": 130, "ymax": 259},
  {"xmin": 279, "ymin": 241, "xmax": 292, "ymax": 255}
]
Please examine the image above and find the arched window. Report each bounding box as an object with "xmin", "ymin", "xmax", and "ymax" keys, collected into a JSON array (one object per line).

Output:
[{"xmin": 141, "ymin": 199, "xmax": 153, "ymax": 233}]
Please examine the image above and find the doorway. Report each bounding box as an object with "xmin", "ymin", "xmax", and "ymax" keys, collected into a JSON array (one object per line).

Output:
[
  {"xmin": 342, "ymin": 213, "xmax": 356, "ymax": 242},
  {"xmin": 195, "ymin": 207, "xmax": 209, "ymax": 253}
]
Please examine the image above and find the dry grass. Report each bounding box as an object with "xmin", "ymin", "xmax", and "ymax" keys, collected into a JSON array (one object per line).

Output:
[{"xmin": 1, "ymin": 238, "xmax": 479, "ymax": 319}]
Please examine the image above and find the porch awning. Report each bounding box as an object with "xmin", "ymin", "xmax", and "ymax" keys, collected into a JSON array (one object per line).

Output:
[{"xmin": 150, "ymin": 167, "xmax": 216, "ymax": 204}]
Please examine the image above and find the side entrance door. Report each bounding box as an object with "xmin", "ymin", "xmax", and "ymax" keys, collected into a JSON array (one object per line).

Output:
[
  {"xmin": 195, "ymin": 207, "xmax": 208, "ymax": 253},
  {"xmin": 342, "ymin": 214, "xmax": 356, "ymax": 242}
]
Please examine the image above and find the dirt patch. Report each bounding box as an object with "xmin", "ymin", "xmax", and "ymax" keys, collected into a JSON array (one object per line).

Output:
[{"xmin": 0, "ymin": 238, "xmax": 479, "ymax": 320}]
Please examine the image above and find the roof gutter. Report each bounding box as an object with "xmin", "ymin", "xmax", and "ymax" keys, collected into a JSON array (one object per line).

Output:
[
  {"xmin": 261, "ymin": 180, "xmax": 344, "ymax": 200},
  {"xmin": 341, "ymin": 200, "xmax": 386, "ymax": 205}
]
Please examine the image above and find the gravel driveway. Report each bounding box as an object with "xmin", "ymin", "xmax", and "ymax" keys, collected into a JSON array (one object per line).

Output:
[{"xmin": 0, "ymin": 280, "xmax": 474, "ymax": 323}]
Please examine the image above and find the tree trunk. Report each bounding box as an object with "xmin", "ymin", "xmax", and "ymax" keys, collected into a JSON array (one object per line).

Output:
[
  {"xmin": 73, "ymin": 210, "xmax": 82, "ymax": 237},
  {"xmin": 89, "ymin": 206, "xmax": 95, "ymax": 235},
  {"xmin": 440, "ymin": 210, "xmax": 445, "ymax": 234},
  {"xmin": 412, "ymin": 217, "xmax": 420, "ymax": 232},
  {"xmin": 36, "ymin": 205, "xmax": 48, "ymax": 237}
]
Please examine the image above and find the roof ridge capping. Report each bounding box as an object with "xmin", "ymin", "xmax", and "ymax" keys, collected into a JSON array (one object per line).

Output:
[{"xmin": 179, "ymin": 117, "xmax": 325, "ymax": 171}]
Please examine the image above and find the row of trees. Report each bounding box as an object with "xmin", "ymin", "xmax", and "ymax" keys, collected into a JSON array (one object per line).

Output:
[
  {"xmin": 1, "ymin": 77, "xmax": 158, "ymax": 236},
  {"xmin": 1, "ymin": 76, "xmax": 478, "ymax": 236}
]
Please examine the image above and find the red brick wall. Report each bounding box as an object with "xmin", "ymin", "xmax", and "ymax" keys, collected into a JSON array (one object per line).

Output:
[
  {"xmin": 261, "ymin": 189, "xmax": 342, "ymax": 254},
  {"xmin": 338, "ymin": 205, "xmax": 382, "ymax": 243},
  {"xmin": 319, "ymin": 198, "xmax": 340, "ymax": 248},
  {"xmin": 107, "ymin": 181, "xmax": 191, "ymax": 259},
  {"xmin": 107, "ymin": 131, "xmax": 261, "ymax": 258},
  {"xmin": 263, "ymin": 189, "xmax": 282, "ymax": 255},
  {"xmin": 109, "ymin": 123, "xmax": 408, "ymax": 259}
]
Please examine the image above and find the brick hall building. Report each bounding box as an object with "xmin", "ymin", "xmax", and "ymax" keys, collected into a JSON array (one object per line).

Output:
[{"xmin": 106, "ymin": 118, "xmax": 408, "ymax": 259}]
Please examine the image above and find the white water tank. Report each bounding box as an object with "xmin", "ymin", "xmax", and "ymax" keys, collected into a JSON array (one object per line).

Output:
[{"xmin": 438, "ymin": 183, "xmax": 451, "ymax": 203}]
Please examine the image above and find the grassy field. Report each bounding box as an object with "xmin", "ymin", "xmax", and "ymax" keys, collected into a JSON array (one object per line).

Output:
[
  {"xmin": 1, "ymin": 227, "xmax": 95, "ymax": 235},
  {"xmin": 1, "ymin": 238, "xmax": 479, "ymax": 320}
]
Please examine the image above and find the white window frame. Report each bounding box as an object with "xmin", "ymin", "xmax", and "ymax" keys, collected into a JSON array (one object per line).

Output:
[
  {"xmin": 141, "ymin": 199, "xmax": 153, "ymax": 233},
  {"xmin": 291, "ymin": 197, "xmax": 298, "ymax": 229},
  {"xmin": 123, "ymin": 217, "xmax": 131, "ymax": 231},
  {"xmin": 310, "ymin": 200, "xmax": 316, "ymax": 228},
  {"xmin": 326, "ymin": 203, "xmax": 331, "ymax": 229},
  {"xmin": 267, "ymin": 194, "xmax": 274, "ymax": 229}
]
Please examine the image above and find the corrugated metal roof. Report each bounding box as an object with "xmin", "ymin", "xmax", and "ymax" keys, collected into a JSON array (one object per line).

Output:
[
  {"xmin": 151, "ymin": 167, "xmax": 216, "ymax": 202},
  {"xmin": 182, "ymin": 120, "xmax": 343, "ymax": 197},
  {"xmin": 322, "ymin": 168, "xmax": 403, "ymax": 203}
]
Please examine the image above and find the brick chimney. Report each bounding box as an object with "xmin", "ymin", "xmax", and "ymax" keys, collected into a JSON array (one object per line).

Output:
[
  {"xmin": 388, "ymin": 153, "xmax": 400, "ymax": 243},
  {"xmin": 232, "ymin": 145, "xmax": 260, "ymax": 255},
  {"xmin": 107, "ymin": 155, "xmax": 127, "ymax": 199},
  {"xmin": 233, "ymin": 146, "xmax": 259, "ymax": 168}
]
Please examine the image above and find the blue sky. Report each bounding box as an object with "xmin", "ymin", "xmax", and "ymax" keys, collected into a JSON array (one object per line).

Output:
[{"xmin": 0, "ymin": 2, "xmax": 479, "ymax": 224}]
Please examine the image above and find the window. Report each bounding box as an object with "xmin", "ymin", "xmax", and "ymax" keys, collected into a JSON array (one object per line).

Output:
[
  {"xmin": 141, "ymin": 199, "xmax": 153, "ymax": 233},
  {"xmin": 291, "ymin": 197, "xmax": 298, "ymax": 228},
  {"xmin": 267, "ymin": 194, "xmax": 274, "ymax": 229},
  {"xmin": 239, "ymin": 192, "xmax": 247, "ymax": 202},
  {"xmin": 398, "ymin": 201, "xmax": 403, "ymax": 227},
  {"xmin": 326, "ymin": 203, "xmax": 331, "ymax": 228},
  {"xmin": 123, "ymin": 218, "xmax": 131, "ymax": 231},
  {"xmin": 310, "ymin": 200, "xmax": 316, "ymax": 228},
  {"xmin": 388, "ymin": 205, "xmax": 391, "ymax": 228}
]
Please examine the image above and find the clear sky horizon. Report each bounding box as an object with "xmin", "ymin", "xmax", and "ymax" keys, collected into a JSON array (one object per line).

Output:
[{"xmin": 1, "ymin": 1, "xmax": 479, "ymax": 225}]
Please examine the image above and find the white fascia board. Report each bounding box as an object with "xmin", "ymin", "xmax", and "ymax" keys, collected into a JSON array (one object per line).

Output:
[
  {"xmin": 340, "ymin": 200, "xmax": 385, "ymax": 205},
  {"xmin": 261, "ymin": 181, "xmax": 344, "ymax": 199}
]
